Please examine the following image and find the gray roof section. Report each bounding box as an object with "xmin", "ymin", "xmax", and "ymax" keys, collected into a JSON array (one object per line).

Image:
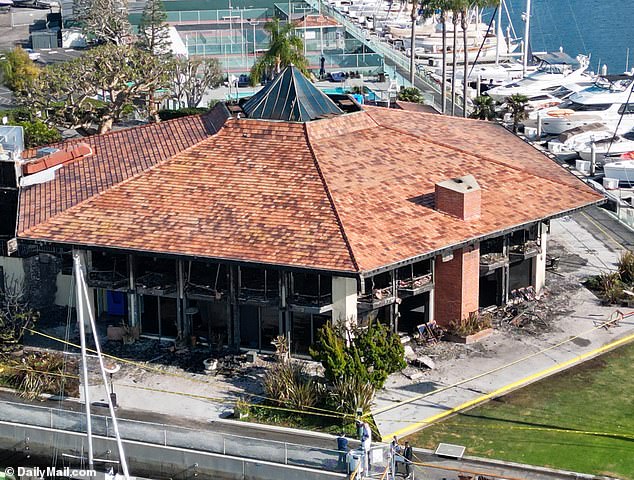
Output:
[
  {"xmin": 242, "ymin": 66, "xmax": 344, "ymax": 122},
  {"xmin": 533, "ymin": 52, "xmax": 580, "ymax": 67}
]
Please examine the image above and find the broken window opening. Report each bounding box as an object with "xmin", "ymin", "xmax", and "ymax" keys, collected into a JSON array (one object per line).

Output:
[
  {"xmin": 397, "ymin": 259, "xmax": 433, "ymax": 294},
  {"xmin": 509, "ymin": 225, "xmax": 540, "ymax": 258},
  {"xmin": 360, "ymin": 271, "xmax": 394, "ymax": 304},
  {"xmin": 480, "ymin": 236, "xmax": 507, "ymax": 267},
  {"xmin": 135, "ymin": 256, "xmax": 177, "ymax": 295},
  {"xmin": 290, "ymin": 272, "xmax": 332, "ymax": 307},
  {"xmin": 88, "ymin": 251, "xmax": 129, "ymax": 289},
  {"xmin": 186, "ymin": 261, "xmax": 228, "ymax": 299},
  {"xmin": 239, "ymin": 267, "xmax": 279, "ymax": 301}
]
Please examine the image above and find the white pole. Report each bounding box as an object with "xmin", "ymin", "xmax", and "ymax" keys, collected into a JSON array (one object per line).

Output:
[
  {"xmin": 522, "ymin": 0, "xmax": 531, "ymax": 76},
  {"xmin": 495, "ymin": 0, "xmax": 502, "ymax": 65},
  {"xmin": 241, "ymin": 9, "xmax": 245, "ymax": 70},
  {"xmin": 590, "ymin": 142, "xmax": 596, "ymax": 176},
  {"xmin": 77, "ymin": 256, "xmax": 131, "ymax": 479},
  {"xmin": 626, "ymin": 48, "xmax": 630, "ymax": 72},
  {"xmin": 73, "ymin": 252, "xmax": 94, "ymax": 470}
]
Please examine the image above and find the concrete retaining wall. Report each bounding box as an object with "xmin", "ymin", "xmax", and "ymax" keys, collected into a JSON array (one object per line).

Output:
[{"xmin": 0, "ymin": 421, "xmax": 346, "ymax": 480}]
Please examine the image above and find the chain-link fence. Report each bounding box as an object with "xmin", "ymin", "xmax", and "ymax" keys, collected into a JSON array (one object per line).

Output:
[{"xmin": 0, "ymin": 400, "xmax": 346, "ymax": 474}]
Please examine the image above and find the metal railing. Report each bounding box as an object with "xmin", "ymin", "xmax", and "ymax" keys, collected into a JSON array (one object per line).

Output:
[
  {"xmin": 0, "ymin": 400, "xmax": 346, "ymax": 473},
  {"xmin": 305, "ymin": 0, "xmax": 469, "ymax": 113}
]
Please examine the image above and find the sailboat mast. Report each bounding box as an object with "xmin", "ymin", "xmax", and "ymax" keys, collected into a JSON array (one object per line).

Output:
[
  {"xmin": 495, "ymin": 0, "xmax": 503, "ymax": 65},
  {"xmin": 73, "ymin": 251, "xmax": 94, "ymax": 470},
  {"xmin": 522, "ymin": 0, "xmax": 531, "ymax": 75},
  {"xmin": 75, "ymin": 252, "xmax": 131, "ymax": 479}
]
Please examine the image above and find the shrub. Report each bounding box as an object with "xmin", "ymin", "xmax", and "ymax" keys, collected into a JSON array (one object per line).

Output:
[
  {"xmin": 1, "ymin": 352, "xmax": 77, "ymax": 400},
  {"xmin": 310, "ymin": 320, "xmax": 405, "ymax": 390},
  {"xmin": 328, "ymin": 374, "xmax": 375, "ymax": 416},
  {"xmin": 597, "ymin": 271, "xmax": 625, "ymax": 304},
  {"xmin": 450, "ymin": 311, "xmax": 493, "ymax": 337},
  {"xmin": 15, "ymin": 119, "xmax": 61, "ymax": 148},
  {"xmin": 397, "ymin": 86, "xmax": 424, "ymax": 104},
  {"xmin": 158, "ymin": 107, "xmax": 208, "ymax": 121},
  {"xmin": 262, "ymin": 360, "xmax": 319, "ymax": 409},
  {"xmin": 617, "ymin": 251, "xmax": 634, "ymax": 285},
  {"xmin": 0, "ymin": 278, "xmax": 39, "ymax": 349}
]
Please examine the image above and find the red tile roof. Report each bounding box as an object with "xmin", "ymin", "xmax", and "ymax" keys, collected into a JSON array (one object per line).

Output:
[
  {"xmin": 18, "ymin": 106, "xmax": 603, "ymax": 274},
  {"xmin": 18, "ymin": 107, "xmax": 229, "ymax": 232},
  {"xmin": 293, "ymin": 14, "xmax": 340, "ymax": 28}
]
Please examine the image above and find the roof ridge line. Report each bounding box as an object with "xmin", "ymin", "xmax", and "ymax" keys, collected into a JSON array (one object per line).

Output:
[
  {"xmin": 370, "ymin": 113, "xmax": 595, "ymax": 196},
  {"xmin": 18, "ymin": 118, "xmax": 233, "ymax": 238},
  {"xmin": 302, "ymin": 122, "xmax": 361, "ymax": 274},
  {"xmin": 23, "ymin": 108, "xmax": 224, "ymax": 157}
]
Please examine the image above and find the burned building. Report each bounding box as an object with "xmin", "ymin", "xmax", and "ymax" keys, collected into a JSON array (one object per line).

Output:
[{"xmin": 3, "ymin": 67, "xmax": 603, "ymax": 354}]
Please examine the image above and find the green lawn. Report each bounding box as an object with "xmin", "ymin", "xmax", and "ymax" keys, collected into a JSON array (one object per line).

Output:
[{"xmin": 404, "ymin": 342, "xmax": 634, "ymax": 479}]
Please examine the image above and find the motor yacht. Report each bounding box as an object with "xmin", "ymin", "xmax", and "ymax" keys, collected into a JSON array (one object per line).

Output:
[
  {"xmin": 486, "ymin": 52, "xmax": 591, "ymax": 102},
  {"xmin": 575, "ymin": 130, "xmax": 634, "ymax": 163},
  {"xmin": 541, "ymin": 74, "xmax": 634, "ymax": 135},
  {"xmin": 525, "ymin": 81, "xmax": 595, "ymax": 120},
  {"xmin": 547, "ymin": 122, "xmax": 611, "ymax": 159}
]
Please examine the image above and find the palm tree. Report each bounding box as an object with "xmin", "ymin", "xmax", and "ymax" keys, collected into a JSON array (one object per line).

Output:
[
  {"xmin": 250, "ymin": 17, "xmax": 308, "ymax": 86},
  {"xmin": 460, "ymin": 3, "xmax": 470, "ymax": 117},
  {"xmin": 408, "ymin": 0, "xmax": 419, "ymax": 86},
  {"xmin": 470, "ymin": 95, "xmax": 496, "ymax": 120},
  {"xmin": 505, "ymin": 93, "xmax": 528, "ymax": 132},
  {"xmin": 461, "ymin": 0, "xmax": 498, "ymax": 117},
  {"xmin": 449, "ymin": 3, "xmax": 460, "ymax": 116},
  {"xmin": 439, "ymin": 2, "xmax": 449, "ymax": 114}
]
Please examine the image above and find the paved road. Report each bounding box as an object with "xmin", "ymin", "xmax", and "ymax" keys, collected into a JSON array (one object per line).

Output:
[{"xmin": 579, "ymin": 205, "xmax": 634, "ymax": 251}]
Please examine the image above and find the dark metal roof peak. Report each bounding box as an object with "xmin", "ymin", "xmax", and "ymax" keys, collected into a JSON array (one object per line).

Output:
[{"xmin": 242, "ymin": 65, "xmax": 344, "ymax": 122}]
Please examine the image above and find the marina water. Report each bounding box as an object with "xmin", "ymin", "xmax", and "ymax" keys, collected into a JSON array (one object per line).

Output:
[{"xmin": 498, "ymin": 0, "xmax": 634, "ymax": 74}]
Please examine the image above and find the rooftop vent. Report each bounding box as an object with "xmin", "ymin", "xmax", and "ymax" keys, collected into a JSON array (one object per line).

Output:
[{"xmin": 435, "ymin": 174, "xmax": 481, "ymax": 221}]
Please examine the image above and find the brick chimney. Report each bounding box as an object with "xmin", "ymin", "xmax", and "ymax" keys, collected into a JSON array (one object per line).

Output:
[{"xmin": 435, "ymin": 174, "xmax": 481, "ymax": 221}]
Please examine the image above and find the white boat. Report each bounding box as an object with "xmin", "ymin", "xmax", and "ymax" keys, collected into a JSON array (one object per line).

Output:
[
  {"xmin": 603, "ymin": 159, "xmax": 634, "ymax": 183},
  {"xmin": 576, "ymin": 131, "xmax": 634, "ymax": 163},
  {"xmin": 526, "ymin": 81, "xmax": 595, "ymax": 120},
  {"xmin": 486, "ymin": 52, "xmax": 591, "ymax": 102},
  {"xmin": 547, "ymin": 122, "xmax": 611, "ymax": 159},
  {"xmin": 541, "ymin": 74, "xmax": 634, "ymax": 135}
]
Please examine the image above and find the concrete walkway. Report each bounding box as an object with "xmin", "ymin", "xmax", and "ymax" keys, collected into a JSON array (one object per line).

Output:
[{"xmin": 372, "ymin": 208, "xmax": 632, "ymax": 441}]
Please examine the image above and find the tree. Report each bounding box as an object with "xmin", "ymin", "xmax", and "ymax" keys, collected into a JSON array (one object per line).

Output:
[
  {"xmin": 19, "ymin": 44, "xmax": 173, "ymax": 133},
  {"xmin": 408, "ymin": 0, "xmax": 418, "ymax": 86},
  {"xmin": 171, "ymin": 56, "xmax": 223, "ymax": 108},
  {"xmin": 73, "ymin": 0, "xmax": 131, "ymax": 45},
  {"xmin": 310, "ymin": 320, "xmax": 406, "ymax": 390},
  {"xmin": 470, "ymin": 95, "xmax": 496, "ymax": 120},
  {"xmin": 250, "ymin": 17, "xmax": 308, "ymax": 85},
  {"xmin": 461, "ymin": 0, "xmax": 498, "ymax": 117},
  {"xmin": 408, "ymin": 1, "xmax": 437, "ymax": 86},
  {"xmin": 15, "ymin": 119, "xmax": 62, "ymax": 148},
  {"xmin": 0, "ymin": 278, "xmax": 39, "ymax": 351},
  {"xmin": 439, "ymin": 1, "xmax": 449, "ymax": 114},
  {"xmin": 0, "ymin": 47, "xmax": 40, "ymax": 94},
  {"xmin": 505, "ymin": 93, "xmax": 528, "ymax": 132},
  {"xmin": 449, "ymin": 2, "xmax": 460, "ymax": 116},
  {"xmin": 397, "ymin": 86, "xmax": 425, "ymax": 103},
  {"xmin": 137, "ymin": 0, "xmax": 171, "ymax": 56}
]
